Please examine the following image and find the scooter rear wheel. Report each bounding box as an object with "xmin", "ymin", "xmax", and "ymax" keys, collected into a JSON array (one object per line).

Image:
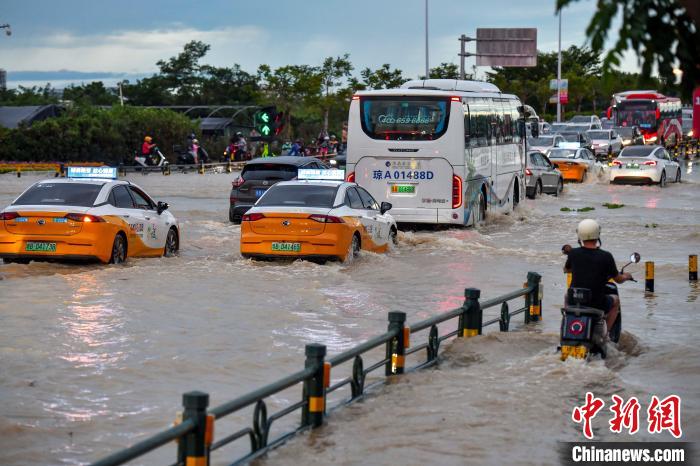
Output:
[{"xmin": 609, "ymin": 312, "xmax": 622, "ymax": 343}]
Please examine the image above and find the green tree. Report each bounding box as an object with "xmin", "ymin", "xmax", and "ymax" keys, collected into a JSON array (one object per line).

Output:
[
  {"xmin": 63, "ymin": 81, "xmax": 119, "ymax": 106},
  {"xmin": 351, "ymin": 64, "xmax": 405, "ymax": 90},
  {"xmin": 426, "ymin": 62, "xmax": 460, "ymax": 79},
  {"xmin": 0, "ymin": 84, "xmax": 58, "ymax": 106},
  {"xmin": 318, "ymin": 54, "xmax": 353, "ymax": 133},
  {"xmin": 155, "ymin": 40, "xmax": 211, "ymax": 103},
  {"xmin": 199, "ymin": 64, "xmax": 260, "ymax": 105},
  {"xmin": 557, "ymin": 0, "xmax": 699, "ymax": 100}
]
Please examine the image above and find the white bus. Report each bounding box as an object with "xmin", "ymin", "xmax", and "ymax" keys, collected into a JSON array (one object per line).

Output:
[{"xmin": 346, "ymin": 79, "xmax": 528, "ymax": 225}]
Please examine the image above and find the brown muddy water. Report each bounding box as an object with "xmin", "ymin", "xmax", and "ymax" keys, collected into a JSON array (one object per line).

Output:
[{"xmin": 1, "ymin": 163, "xmax": 699, "ymax": 465}]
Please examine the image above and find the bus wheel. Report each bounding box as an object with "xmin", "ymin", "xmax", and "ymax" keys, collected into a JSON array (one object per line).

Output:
[{"xmin": 512, "ymin": 183, "xmax": 519, "ymax": 209}]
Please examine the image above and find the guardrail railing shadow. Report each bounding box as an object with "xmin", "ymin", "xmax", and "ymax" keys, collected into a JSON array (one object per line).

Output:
[{"xmin": 91, "ymin": 271, "xmax": 542, "ymax": 466}]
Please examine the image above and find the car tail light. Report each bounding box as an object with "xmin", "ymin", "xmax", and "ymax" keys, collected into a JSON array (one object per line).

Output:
[
  {"xmin": 346, "ymin": 172, "xmax": 355, "ymax": 182},
  {"xmin": 643, "ymin": 160, "xmax": 657, "ymax": 166},
  {"xmin": 525, "ymin": 168, "xmax": 532, "ymax": 176},
  {"xmin": 612, "ymin": 160, "xmax": 622, "ymax": 166},
  {"xmin": 450, "ymin": 96, "xmax": 461, "ymax": 102},
  {"xmin": 232, "ymin": 176, "xmax": 245, "ymax": 188},
  {"xmin": 352, "ymin": 95, "xmax": 360, "ymax": 101},
  {"xmin": 452, "ymin": 175, "xmax": 462, "ymax": 209},
  {"xmin": 65, "ymin": 213, "xmax": 104, "ymax": 223},
  {"xmin": 0, "ymin": 212, "xmax": 19, "ymax": 221},
  {"xmin": 241, "ymin": 213, "xmax": 265, "ymax": 222},
  {"xmin": 309, "ymin": 214, "xmax": 344, "ymax": 223}
]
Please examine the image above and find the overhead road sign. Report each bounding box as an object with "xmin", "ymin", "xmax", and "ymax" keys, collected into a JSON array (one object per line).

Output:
[{"xmin": 474, "ymin": 28, "xmax": 537, "ymax": 67}]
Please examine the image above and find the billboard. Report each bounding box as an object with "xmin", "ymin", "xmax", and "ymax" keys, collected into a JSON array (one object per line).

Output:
[
  {"xmin": 549, "ymin": 79, "xmax": 569, "ymax": 104},
  {"xmin": 475, "ymin": 28, "xmax": 537, "ymax": 67}
]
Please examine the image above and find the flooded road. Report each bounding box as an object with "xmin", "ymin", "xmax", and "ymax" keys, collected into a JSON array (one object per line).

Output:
[{"xmin": 1, "ymin": 163, "xmax": 699, "ymax": 465}]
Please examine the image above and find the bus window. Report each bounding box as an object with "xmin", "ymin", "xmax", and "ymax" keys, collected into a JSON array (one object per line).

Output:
[{"xmin": 359, "ymin": 96, "xmax": 450, "ymax": 141}]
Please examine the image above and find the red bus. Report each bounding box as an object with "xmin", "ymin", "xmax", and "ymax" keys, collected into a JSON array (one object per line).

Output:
[{"xmin": 608, "ymin": 91, "xmax": 682, "ymax": 145}]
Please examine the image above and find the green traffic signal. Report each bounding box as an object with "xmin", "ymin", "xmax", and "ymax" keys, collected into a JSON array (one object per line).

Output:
[
  {"xmin": 260, "ymin": 113, "xmax": 270, "ymax": 123},
  {"xmin": 261, "ymin": 125, "xmax": 271, "ymax": 135}
]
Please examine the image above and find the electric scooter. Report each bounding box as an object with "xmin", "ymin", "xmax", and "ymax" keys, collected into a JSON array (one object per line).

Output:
[{"xmin": 559, "ymin": 249, "xmax": 640, "ymax": 360}]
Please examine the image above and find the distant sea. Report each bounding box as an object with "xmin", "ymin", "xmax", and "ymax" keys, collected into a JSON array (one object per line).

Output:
[{"xmin": 5, "ymin": 71, "xmax": 150, "ymax": 90}]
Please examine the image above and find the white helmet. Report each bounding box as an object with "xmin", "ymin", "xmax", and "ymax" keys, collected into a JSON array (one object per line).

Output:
[{"xmin": 577, "ymin": 219, "xmax": 601, "ymax": 242}]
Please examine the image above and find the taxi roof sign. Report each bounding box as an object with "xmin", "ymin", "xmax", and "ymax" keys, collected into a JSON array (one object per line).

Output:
[
  {"xmin": 67, "ymin": 166, "xmax": 118, "ymax": 180},
  {"xmin": 297, "ymin": 169, "xmax": 345, "ymax": 181}
]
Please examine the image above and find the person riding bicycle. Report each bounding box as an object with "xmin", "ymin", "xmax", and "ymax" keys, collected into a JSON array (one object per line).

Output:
[{"xmin": 563, "ymin": 219, "xmax": 633, "ymax": 336}]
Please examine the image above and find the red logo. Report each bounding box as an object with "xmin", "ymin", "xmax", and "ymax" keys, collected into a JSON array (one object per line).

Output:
[{"xmin": 569, "ymin": 319, "xmax": 585, "ymax": 335}]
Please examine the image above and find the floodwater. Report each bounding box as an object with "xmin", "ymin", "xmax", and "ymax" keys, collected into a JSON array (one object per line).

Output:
[{"xmin": 1, "ymin": 163, "xmax": 698, "ymax": 465}]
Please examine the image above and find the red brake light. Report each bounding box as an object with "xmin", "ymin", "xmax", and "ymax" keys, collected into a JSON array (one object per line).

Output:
[
  {"xmin": 346, "ymin": 172, "xmax": 355, "ymax": 182},
  {"xmin": 525, "ymin": 168, "xmax": 532, "ymax": 176},
  {"xmin": 452, "ymin": 175, "xmax": 463, "ymax": 209},
  {"xmin": 309, "ymin": 214, "xmax": 344, "ymax": 223},
  {"xmin": 1, "ymin": 212, "xmax": 19, "ymax": 220},
  {"xmin": 352, "ymin": 95, "xmax": 360, "ymax": 100},
  {"xmin": 450, "ymin": 96, "xmax": 461, "ymax": 102},
  {"xmin": 612, "ymin": 160, "xmax": 622, "ymax": 166},
  {"xmin": 232, "ymin": 176, "xmax": 245, "ymax": 188},
  {"xmin": 65, "ymin": 213, "xmax": 104, "ymax": 223},
  {"xmin": 643, "ymin": 160, "xmax": 657, "ymax": 166},
  {"xmin": 241, "ymin": 212, "xmax": 265, "ymax": 222}
]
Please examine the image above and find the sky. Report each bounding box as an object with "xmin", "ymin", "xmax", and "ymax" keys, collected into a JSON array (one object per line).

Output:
[{"xmin": 0, "ymin": 0, "xmax": 636, "ymax": 88}]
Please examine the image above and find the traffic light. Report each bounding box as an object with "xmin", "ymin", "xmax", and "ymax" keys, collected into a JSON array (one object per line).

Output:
[
  {"xmin": 273, "ymin": 111, "xmax": 285, "ymax": 136},
  {"xmin": 254, "ymin": 106, "xmax": 276, "ymax": 140}
]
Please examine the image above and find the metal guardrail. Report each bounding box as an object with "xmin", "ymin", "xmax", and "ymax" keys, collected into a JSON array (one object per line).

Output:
[
  {"xmin": 90, "ymin": 271, "xmax": 543, "ymax": 466},
  {"xmin": 117, "ymin": 161, "xmax": 246, "ymax": 176}
]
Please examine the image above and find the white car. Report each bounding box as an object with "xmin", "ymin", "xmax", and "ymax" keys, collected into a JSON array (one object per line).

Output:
[
  {"xmin": 610, "ymin": 145, "xmax": 681, "ymax": 186},
  {"xmin": 569, "ymin": 115, "xmax": 602, "ymax": 129},
  {"xmin": 587, "ymin": 129, "xmax": 623, "ymax": 157},
  {"xmin": 0, "ymin": 167, "xmax": 179, "ymax": 264},
  {"xmin": 528, "ymin": 135, "xmax": 565, "ymax": 153}
]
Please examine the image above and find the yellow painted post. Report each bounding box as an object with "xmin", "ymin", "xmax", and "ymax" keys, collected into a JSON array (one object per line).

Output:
[
  {"xmin": 645, "ymin": 261, "xmax": 655, "ymax": 292},
  {"xmin": 690, "ymin": 255, "xmax": 698, "ymax": 282}
]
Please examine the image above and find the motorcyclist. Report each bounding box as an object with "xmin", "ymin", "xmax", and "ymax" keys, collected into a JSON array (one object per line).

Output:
[
  {"xmin": 234, "ymin": 132, "xmax": 248, "ymax": 161},
  {"xmin": 141, "ymin": 136, "xmax": 158, "ymax": 165},
  {"xmin": 563, "ymin": 219, "xmax": 633, "ymax": 335},
  {"xmin": 190, "ymin": 138, "xmax": 209, "ymax": 164}
]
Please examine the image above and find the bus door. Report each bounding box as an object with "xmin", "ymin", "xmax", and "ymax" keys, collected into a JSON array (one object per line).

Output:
[{"xmin": 464, "ymin": 100, "xmax": 491, "ymax": 213}]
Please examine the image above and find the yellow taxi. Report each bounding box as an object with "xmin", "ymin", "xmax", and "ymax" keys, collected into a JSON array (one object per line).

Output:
[
  {"xmin": 240, "ymin": 169, "xmax": 397, "ymax": 262},
  {"xmin": 0, "ymin": 167, "xmax": 179, "ymax": 264}
]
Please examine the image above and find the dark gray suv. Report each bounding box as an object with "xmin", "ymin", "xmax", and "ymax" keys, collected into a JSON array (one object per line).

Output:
[{"xmin": 229, "ymin": 156, "xmax": 327, "ymax": 223}]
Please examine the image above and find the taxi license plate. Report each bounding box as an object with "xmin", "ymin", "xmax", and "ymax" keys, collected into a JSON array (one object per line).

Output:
[
  {"xmin": 255, "ymin": 189, "xmax": 267, "ymax": 198},
  {"xmin": 626, "ymin": 163, "xmax": 639, "ymax": 169},
  {"xmin": 25, "ymin": 242, "xmax": 56, "ymax": 252},
  {"xmin": 391, "ymin": 184, "xmax": 415, "ymax": 194},
  {"xmin": 272, "ymin": 242, "xmax": 301, "ymax": 252}
]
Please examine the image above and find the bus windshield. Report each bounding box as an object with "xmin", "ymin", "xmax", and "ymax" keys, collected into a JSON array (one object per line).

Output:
[
  {"xmin": 617, "ymin": 101, "xmax": 657, "ymax": 130},
  {"xmin": 360, "ymin": 96, "xmax": 450, "ymax": 141}
]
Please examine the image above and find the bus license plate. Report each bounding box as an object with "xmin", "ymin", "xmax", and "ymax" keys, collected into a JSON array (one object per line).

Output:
[
  {"xmin": 26, "ymin": 242, "xmax": 56, "ymax": 252},
  {"xmin": 271, "ymin": 242, "xmax": 301, "ymax": 252},
  {"xmin": 391, "ymin": 184, "xmax": 415, "ymax": 194},
  {"xmin": 255, "ymin": 189, "xmax": 267, "ymax": 198}
]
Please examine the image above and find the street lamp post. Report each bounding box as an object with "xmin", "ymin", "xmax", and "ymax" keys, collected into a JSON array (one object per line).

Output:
[
  {"xmin": 557, "ymin": 10, "xmax": 562, "ymax": 122},
  {"xmin": 425, "ymin": 0, "xmax": 430, "ymax": 79}
]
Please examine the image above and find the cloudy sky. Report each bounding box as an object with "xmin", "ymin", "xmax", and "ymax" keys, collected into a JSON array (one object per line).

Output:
[{"xmin": 0, "ymin": 0, "xmax": 634, "ymax": 87}]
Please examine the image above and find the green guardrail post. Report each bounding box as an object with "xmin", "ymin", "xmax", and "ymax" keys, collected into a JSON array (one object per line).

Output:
[
  {"xmin": 301, "ymin": 343, "xmax": 326, "ymax": 428},
  {"xmin": 527, "ymin": 271, "xmax": 542, "ymax": 322},
  {"xmin": 178, "ymin": 391, "xmax": 210, "ymax": 466},
  {"xmin": 385, "ymin": 311, "xmax": 407, "ymax": 376},
  {"xmin": 459, "ymin": 288, "xmax": 481, "ymax": 337}
]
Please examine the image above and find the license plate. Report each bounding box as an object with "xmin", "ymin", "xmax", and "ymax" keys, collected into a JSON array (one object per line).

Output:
[
  {"xmin": 626, "ymin": 163, "xmax": 639, "ymax": 169},
  {"xmin": 255, "ymin": 189, "xmax": 267, "ymax": 198},
  {"xmin": 391, "ymin": 184, "xmax": 416, "ymax": 194},
  {"xmin": 25, "ymin": 241, "xmax": 56, "ymax": 252},
  {"xmin": 271, "ymin": 242, "xmax": 301, "ymax": 252}
]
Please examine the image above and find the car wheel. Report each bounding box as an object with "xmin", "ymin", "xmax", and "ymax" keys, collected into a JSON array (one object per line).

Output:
[
  {"xmin": 164, "ymin": 228, "xmax": 179, "ymax": 257},
  {"xmin": 344, "ymin": 233, "xmax": 361, "ymax": 262},
  {"xmin": 554, "ymin": 178, "xmax": 564, "ymax": 196},
  {"xmin": 535, "ymin": 180, "xmax": 542, "ymax": 198},
  {"xmin": 229, "ymin": 207, "xmax": 236, "ymax": 223},
  {"xmin": 659, "ymin": 170, "xmax": 667, "ymax": 187},
  {"xmin": 675, "ymin": 168, "xmax": 681, "ymax": 183},
  {"xmin": 390, "ymin": 227, "xmax": 398, "ymax": 246},
  {"xmin": 580, "ymin": 170, "xmax": 587, "ymax": 183},
  {"xmin": 109, "ymin": 233, "xmax": 127, "ymax": 264}
]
